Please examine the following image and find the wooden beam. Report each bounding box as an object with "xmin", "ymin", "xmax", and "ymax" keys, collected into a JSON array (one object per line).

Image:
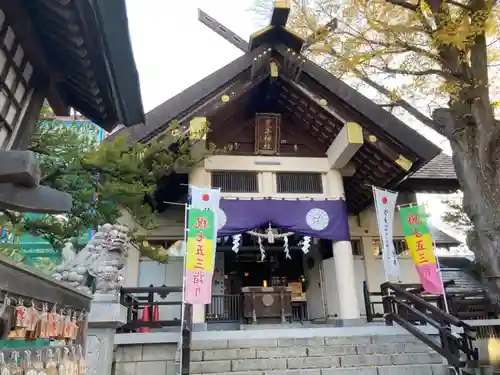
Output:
[
  {"xmin": 0, "ymin": 183, "xmax": 72, "ymax": 213},
  {"xmin": 326, "ymin": 122, "xmax": 363, "ymax": 169},
  {"xmin": 278, "ymin": 76, "xmax": 414, "ymax": 172},
  {"xmin": 0, "ymin": 256, "xmax": 91, "ymax": 309},
  {"xmin": 365, "ymin": 134, "xmax": 413, "ymax": 172},
  {"xmin": 0, "ymin": 0, "xmax": 69, "ymax": 115},
  {"xmin": 270, "ymin": 0, "xmax": 291, "ymax": 26},
  {"xmin": 198, "ymin": 9, "xmax": 248, "ymax": 52},
  {"xmin": 339, "ymin": 163, "xmax": 356, "ymax": 177}
]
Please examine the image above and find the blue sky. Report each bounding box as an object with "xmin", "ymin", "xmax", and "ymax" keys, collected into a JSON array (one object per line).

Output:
[{"xmin": 125, "ymin": 0, "xmax": 258, "ymax": 112}]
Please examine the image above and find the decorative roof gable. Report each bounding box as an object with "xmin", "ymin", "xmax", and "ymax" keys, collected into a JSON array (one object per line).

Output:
[{"xmin": 107, "ymin": 3, "xmax": 458, "ymax": 212}]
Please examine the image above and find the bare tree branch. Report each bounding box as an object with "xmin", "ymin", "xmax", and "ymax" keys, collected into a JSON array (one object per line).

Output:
[
  {"xmin": 378, "ymin": 66, "xmax": 448, "ymax": 77},
  {"xmin": 385, "ymin": 0, "xmax": 418, "ymax": 11},
  {"xmin": 327, "ymin": 51, "xmax": 441, "ymax": 132},
  {"xmin": 445, "ymin": 0, "xmax": 473, "ymax": 10}
]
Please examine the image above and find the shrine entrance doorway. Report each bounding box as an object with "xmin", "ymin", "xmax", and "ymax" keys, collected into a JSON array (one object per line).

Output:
[
  {"xmin": 223, "ymin": 247, "xmax": 305, "ymax": 292},
  {"xmin": 215, "ymin": 232, "xmax": 310, "ymax": 324}
]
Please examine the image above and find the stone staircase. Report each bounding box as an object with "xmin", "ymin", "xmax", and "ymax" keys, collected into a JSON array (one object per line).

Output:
[{"xmin": 188, "ymin": 334, "xmax": 447, "ymax": 375}]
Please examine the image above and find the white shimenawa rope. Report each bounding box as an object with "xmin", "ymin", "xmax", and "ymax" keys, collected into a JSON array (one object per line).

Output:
[
  {"xmin": 257, "ymin": 236, "xmax": 266, "ymax": 261},
  {"xmin": 231, "ymin": 234, "xmax": 241, "ymax": 253},
  {"xmin": 283, "ymin": 236, "xmax": 291, "ymax": 259}
]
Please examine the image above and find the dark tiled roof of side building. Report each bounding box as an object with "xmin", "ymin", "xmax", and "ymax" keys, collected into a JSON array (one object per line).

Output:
[
  {"xmin": 430, "ymin": 225, "xmax": 461, "ymax": 246},
  {"xmin": 410, "ymin": 152, "xmax": 457, "ymax": 179}
]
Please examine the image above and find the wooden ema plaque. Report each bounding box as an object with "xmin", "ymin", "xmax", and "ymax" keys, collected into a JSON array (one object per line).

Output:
[{"xmin": 255, "ymin": 113, "xmax": 280, "ymax": 155}]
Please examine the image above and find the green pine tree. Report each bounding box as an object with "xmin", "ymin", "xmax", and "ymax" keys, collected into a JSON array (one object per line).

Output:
[{"xmin": 0, "ymin": 107, "xmax": 212, "ymax": 263}]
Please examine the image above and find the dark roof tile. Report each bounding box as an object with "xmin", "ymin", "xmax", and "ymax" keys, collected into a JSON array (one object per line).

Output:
[
  {"xmin": 429, "ymin": 224, "xmax": 461, "ymax": 246},
  {"xmin": 410, "ymin": 152, "xmax": 456, "ymax": 179}
]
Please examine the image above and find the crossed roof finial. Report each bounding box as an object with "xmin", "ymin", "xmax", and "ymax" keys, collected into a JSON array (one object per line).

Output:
[{"xmin": 198, "ymin": 0, "xmax": 303, "ymax": 53}]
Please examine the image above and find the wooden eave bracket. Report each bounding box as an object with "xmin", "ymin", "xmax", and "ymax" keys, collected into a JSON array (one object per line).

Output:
[
  {"xmin": 281, "ymin": 46, "xmax": 305, "ymax": 81},
  {"xmin": 251, "ymin": 48, "xmax": 273, "ymax": 80},
  {"xmin": 326, "ymin": 122, "xmax": 364, "ymax": 169}
]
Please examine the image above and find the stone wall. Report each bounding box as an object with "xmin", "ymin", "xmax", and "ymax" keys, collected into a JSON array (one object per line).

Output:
[{"xmin": 114, "ymin": 344, "xmax": 178, "ymax": 375}]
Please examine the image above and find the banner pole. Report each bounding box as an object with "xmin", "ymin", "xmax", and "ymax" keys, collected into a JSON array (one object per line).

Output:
[
  {"xmin": 180, "ymin": 202, "xmax": 189, "ymax": 327},
  {"xmin": 423, "ymin": 203, "xmax": 451, "ymax": 314},
  {"xmin": 365, "ymin": 184, "xmax": 399, "ymax": 194},
  {"xmin": 180, "ymin": 199, "xmax": 190, "ymax": 375},
  {"xmin": 435, "ymin": 255, "xmax": 450, "ymax": 313}
]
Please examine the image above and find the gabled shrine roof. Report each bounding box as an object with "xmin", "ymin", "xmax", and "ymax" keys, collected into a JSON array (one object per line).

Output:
[
  {"xmin": 107, "ymin": 43, "xmax": 439, "ymax": 160},
  {"xmin": 107, "ymin": 5, "xmax": 456, "ymax": 213}
]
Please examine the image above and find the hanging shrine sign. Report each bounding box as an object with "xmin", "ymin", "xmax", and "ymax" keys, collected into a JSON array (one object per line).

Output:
[
  {"xmin": 185, "ymin": 208, "xmax": 216, "ymax": 304},
  {"xmin": 398, "ymin": 205, "xmax": 443, "ymax": 295},
  {"xmin": 255, "ymin": 113, "xmax": 280, "ymax": 155}
]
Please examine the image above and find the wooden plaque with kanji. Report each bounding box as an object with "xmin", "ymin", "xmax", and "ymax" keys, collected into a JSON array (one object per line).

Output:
[{"xmin": 255, "ymin": 113, "xmax": 280, "ymax": 155}]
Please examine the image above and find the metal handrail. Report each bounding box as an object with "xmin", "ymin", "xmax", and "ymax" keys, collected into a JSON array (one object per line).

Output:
[
  {"xmin": 381, "ymin": 281, "xmax": 478, "ymax": 372},
  {"xmin": 382, "ymin": 281, "xmax": 465, "ymax": 326}
]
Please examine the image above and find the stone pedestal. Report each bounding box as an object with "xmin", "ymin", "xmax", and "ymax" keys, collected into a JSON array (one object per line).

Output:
[
  {"xmin": 86, "ymin": 294, "xmax": 127, "ymax": 375},
  {"xmin": 192, "ymin": 304, "xmax": 207, "ymax": 331}
]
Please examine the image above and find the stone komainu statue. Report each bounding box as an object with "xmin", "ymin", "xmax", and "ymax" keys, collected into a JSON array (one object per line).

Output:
[{"xmin": 52, "ymin": 223, "xmax": 130, "ymax": 295}]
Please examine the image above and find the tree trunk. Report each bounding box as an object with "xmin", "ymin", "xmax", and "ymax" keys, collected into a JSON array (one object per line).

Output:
[
  {"xmin": 454, "ymin": 147, "xmax": 500, "ymax": 302},
  {"xmin": 435, "ymin": 109, "xmax": 500, "ymax": 302}
]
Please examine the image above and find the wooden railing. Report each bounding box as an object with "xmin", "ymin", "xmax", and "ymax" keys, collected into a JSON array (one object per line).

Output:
[
  {"xmin": 363, "ymin": 281, "xmax": 441, "ymax": 322},
  {"xmin": 381, "ymin": 281, "xmax": 478, "ymax": 371},
  {"xmin": 118, "ymin": 285, "xmax": 183, "ymax": 332},
  {"xmin": 204, "ymin": 294, "xmax": 310, "ymax": 323},
  {"xmin": 446, "ymin": 289, "xmax": 499, "ymax": 320},
  {"xmin": 362, "ymin": 279, "xmax": 500, "ymax": 323},
  {"xmin": 363, "ymin": 281, "xmax": 383, "ymax": 322},
  {"xmin": 118, "ymin": 285, "xmax": 191, "ymax": 375},
  {"xmin": 205, "ymin": 294, "xmax": 243, "ymax": 322}
]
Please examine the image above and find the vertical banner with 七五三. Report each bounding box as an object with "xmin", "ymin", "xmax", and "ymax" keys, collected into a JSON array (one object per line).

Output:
[
  {"xmin": 398, "ymin": 205, "xmax": 443, "ymax": 295},
  {"xmin": 184, "ymin": 208, "xmax": 215, "ymax": 304}
]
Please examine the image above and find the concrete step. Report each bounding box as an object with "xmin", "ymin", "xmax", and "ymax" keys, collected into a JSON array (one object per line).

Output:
[
  {"xmin": 190, "ymin": 334, "xmax": 436, "ymax": 350},
  {"xmin": 188, "ymin": 364, "xmax": 449, "ymax": 375},
  {"xmin": 112, "ymin": 332, "xmax": 446, "ymax": 375},
  {"xmin": 188, "ymin": 343, "xmax": 434, "ymax": 362},
  {"xmin": 189, "ymin": 353, "xmax": 443, "ymax": 373},
  {"xmin": 188, "ymin": 334, "xmax": 444, "ymax": 375}
]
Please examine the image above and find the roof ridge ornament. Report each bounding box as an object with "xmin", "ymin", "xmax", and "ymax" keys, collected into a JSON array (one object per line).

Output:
[{"xmin": 198, "ymin": 0, "xmax": 304, "ymax": 54}]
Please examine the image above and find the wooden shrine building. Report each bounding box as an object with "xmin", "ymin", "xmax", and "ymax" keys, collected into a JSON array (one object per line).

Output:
[{"xmin": 111, "ymin": 2, "xmax": 459, "ymax": 327}]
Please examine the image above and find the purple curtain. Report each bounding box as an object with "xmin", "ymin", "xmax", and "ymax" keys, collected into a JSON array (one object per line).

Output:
[{"xmin": 217, "ymin": 198, "xmax": 350, "ymax": 241}]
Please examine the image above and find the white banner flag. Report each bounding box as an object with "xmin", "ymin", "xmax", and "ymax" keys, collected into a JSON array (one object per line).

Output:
[
  {"xmin": 189, "ymin": 186, "xmax": 221, "ymax": 211},
  {"xmin": 373, "ymin": 186, "xmax": 400, "ymax": 280}
]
